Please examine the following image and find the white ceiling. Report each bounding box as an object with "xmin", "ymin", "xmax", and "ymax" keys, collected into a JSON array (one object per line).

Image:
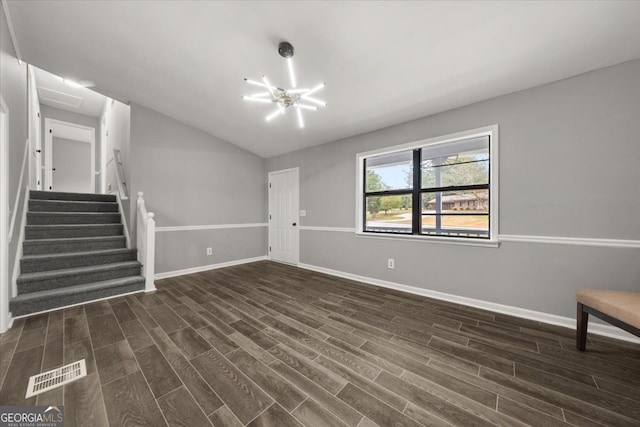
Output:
[
  {"xmin": 7, "ymin": 1, "xmax": 640, "ymax": 158},
  {"xmin": 33, "ymin": 66, "xmax": 107, "ymax": 118}
]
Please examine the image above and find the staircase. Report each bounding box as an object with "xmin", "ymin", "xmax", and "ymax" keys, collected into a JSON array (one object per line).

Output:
[{"xmin": 10, "ymin": 191, "xmax": 145, "ymax": 316}]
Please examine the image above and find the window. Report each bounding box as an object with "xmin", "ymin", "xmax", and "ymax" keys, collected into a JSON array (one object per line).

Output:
[{"xmin": 357, "ymin": 126, "xmax": 498, "ymax": 244}]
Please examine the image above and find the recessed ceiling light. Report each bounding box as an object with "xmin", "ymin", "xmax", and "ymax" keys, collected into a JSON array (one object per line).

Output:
[
  {"xmin": 63, "ymin": 78, "xmax": 84, "ymax": 88},
  {"xmin": 61, "ymin": 77, "xmax": 95, "ymax": 88}
]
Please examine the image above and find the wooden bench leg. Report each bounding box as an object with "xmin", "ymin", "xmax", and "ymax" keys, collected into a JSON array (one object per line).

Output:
[{"xmin": 577, "ymin": 302, "xmax": 588, "ymax": 351}]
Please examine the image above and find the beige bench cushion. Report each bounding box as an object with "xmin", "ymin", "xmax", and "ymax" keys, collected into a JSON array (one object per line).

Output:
[{"xmin": 576, "ymin": 290, "xmax": 640, "ymax": 329}]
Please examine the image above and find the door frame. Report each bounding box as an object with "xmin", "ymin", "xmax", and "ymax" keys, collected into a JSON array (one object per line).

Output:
[
  {"xmin": 27, "ymin": 65, "xmax": 42, "ymax": 190},
  {"xmin": 1, "ymin": 96, "xmax": 11, "ymax": 332},
  {"xmin": 268, "ymin": 167, "xmax": 300, "ymax": 265},
  {"xmin": 44, "ymin": 118, "xmax": 95, "ymax": 192}
]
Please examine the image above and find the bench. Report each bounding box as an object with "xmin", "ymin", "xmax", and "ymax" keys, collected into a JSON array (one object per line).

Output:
[{"xmin": 576, "ymin": 290, "xmax": 640, "ymax": 351}]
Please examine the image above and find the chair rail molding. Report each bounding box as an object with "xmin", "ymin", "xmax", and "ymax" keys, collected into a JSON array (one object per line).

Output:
[{"xmin": 156, "ymin": 223, "xmax": 268, "ymax": 232}]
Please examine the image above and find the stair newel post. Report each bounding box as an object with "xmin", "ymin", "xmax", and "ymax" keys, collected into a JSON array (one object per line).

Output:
[
  {"xmin": 145, "ymin": 212, "xmax": 156, "ymax": 292},
  {"xmin": 136, "ymin": 192, "xmax": 156, "ymax": 292}
]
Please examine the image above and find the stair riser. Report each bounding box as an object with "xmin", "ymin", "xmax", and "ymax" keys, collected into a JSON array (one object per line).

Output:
[
  {"xmin": 23, "ymin": 238, "xmax": 127, "ymax": 255},
  {"xmin": 18, "ymin": 265, "xmax": 142, "ymax": 294},
  {"xmin": 29, "ymin": 200, "xmax": 119, "ymax": 213},
  {"xmin": 27, "ymin": 213, "xmax": 121, "ymax": 225},
  {"xmin": 22, "ymin": 251, "xmax": 137, "ymax": 273},
  {"xmin": 30, "ymin": 190, "xmax": 117, "ymax": 203},
  {"xmin": 10, "ymin": 282, "xmax": 145, "ymax": 317},
  {"xmin": 26, "ymin": 225, "xmax": 124, "ymax": 239}
]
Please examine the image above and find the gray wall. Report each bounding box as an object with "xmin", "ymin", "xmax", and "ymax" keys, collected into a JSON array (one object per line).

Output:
[
  {"xmin": 40, "ymin": 104, "xmax": 100, "ymax": 193},
  {"xmin": 1, "ymin": 5, "xmax": 28, "ymax": 303},
  {"xmin": 267, "ymin": 59, "xmax": 640, "ymax": 319},
  {"xmin": 129, "ymin": 103, "xmax": 267, "ymax": 274}
]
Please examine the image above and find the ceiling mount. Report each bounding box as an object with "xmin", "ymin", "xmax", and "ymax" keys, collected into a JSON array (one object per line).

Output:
[
  {"xmin": 278, "ymin": 41, "xmax": 294, "ymax": 59},
  {"xmin": 243, "ymin": 41, "xmax": 326, "ymax": 128}
]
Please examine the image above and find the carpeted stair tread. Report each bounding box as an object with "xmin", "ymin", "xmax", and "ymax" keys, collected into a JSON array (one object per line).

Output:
[
  {"xmin": 27, "ymin": 212, "xmax": 122, "ymax": 225},
  {"xmin": 21, "ymin": 248, "xmax": 137, "ymax": 273},
  {"xmin": 10, "ymin": 276, "xmax": 145, "ymax": 316},
  {"xmin": 25, "ymin": 224, "xmax": 124, "ymax": 239},
  {"xmin": 17, "ymin": 261, "xmax": 142, "ymax": 294},
  {"xmin": 18, "ymin": 261, "xmax": 141, "ymax": 283},
  {"xmin": 22, "ymin": 247, "xmax": 135, "ymax": 262},
  {"xmin": 23, "ymin": 235, "xmax": 125, "ymax": 245},
  {"xmin": 30, "ymin": 190, "xmax": 116, "ymax": 202},
  {"xmin": 23, "ymin": 235, "xmax": 126, "ymax": 255},
  {"xmin": 29, "ymin": 199, "xmax": 119, "ymax": 213}
]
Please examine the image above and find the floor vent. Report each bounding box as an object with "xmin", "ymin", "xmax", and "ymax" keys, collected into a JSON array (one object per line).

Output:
[{"xmin": 26, "ymin": 359, "xmax": 87, "ymax": 398}]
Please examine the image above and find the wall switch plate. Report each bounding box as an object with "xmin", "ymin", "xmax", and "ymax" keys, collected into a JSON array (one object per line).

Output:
[
  {"xmin": 206, "ymin": 247, "xmax": 212, "ymax": 255},
  {"xmin": 388, "ymin": 258, "xmax": 395, "ymax": 269},
  {"xmin": 299, "ymin": 210, "xmax": 307, "ymax": 217}
]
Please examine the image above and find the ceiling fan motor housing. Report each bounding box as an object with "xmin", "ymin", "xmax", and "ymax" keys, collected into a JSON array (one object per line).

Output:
[{"xmin": 278, "ymin": 41, "xmax": 294, "ymax": 58}]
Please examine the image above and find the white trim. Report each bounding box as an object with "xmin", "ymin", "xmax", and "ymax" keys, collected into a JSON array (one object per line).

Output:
[
  {"xmin": 156, "ymin": 223, "xmax": 268, "ymax": 233},
  {"xmin": 499, "ymin": 234, "xmax": 640, "ymax": 249},
  {"xmin": 299, "ymin": 226, "xmax": 355, "ymax": 233},
  {"xmin": 0, "ymin": 0, "xmax": 23, "ymax": 63},
  {"xmin": 298, "ymin": 226, "xmax": 640, "ymax": 249},
  {"xmin": 10, "ymin": 288, "xmax": 146, "ymax": 320},
  {"xmin": 8, "ymin": 139, "xmax": 28, "ymax": 242},
  {"xmin": 27, "ymin": 65, "xmax": 42, "ymax": 190},
  {"xmin": 155, "ymin": 256, "xmax": 268, "ymax": 280},
  {"xmin": 355, "ymin": 124, "xmax": 499, "ymax": 246},
  {"xmin": 44, "ymin": 118, "xmax": 95, "ymax": 192},
  {"xmin": 11, "ymin": 185, "xmax": 28, "ymax": 297},
  {"xmin": 356, "ymin": 231, "xmax": 500, "ymax": 248},
  {"xmin": 297, "ymin": 263, "xmax": 640, "ymax": 344},
  {"xmin": 0, "ymin": 95, "xmax": 10, "ymax": 332}
]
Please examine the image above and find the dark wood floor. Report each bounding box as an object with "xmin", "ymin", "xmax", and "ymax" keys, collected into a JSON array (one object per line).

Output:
[{"xmin": 1, "ymin": 261, "xmax": 639, "ymax": 426}]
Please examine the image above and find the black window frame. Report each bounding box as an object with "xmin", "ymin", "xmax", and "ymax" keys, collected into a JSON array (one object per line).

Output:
[{"xmin": 362, "ymin": 136, "xmax": 491, "ymax": 240}]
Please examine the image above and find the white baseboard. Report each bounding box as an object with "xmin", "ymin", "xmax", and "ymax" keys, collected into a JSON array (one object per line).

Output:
[
  {"xmin": 155, "ymin": 256, "xmax": 269, "ymax": 280},
  {"xmin": 298, "ymin": 263, "xmax": 640, "ymax": 344},
  {"xmin": 0, "ymin": 315, "xmax": 14, "ymax": 334}
]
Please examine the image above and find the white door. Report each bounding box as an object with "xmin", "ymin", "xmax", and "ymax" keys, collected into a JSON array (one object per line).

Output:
[
  {"xmin": 44, "ymin": 118, "xmax": 95, "ymax": 192},
  {"xmin": 269, "ymin": 168, "xmax": 299, "ymax": 264},
  {"xmin": 51, "ymin": 137, "xmax": 93, "ymax": 193}
]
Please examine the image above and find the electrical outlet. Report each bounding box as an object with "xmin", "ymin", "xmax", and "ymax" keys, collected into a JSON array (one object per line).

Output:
[
  {"xmin": 206, "ymin": 247, "xmax": 212, "ymax": 255},
  {"xmin": 388, "ymin": 258, "xmax": 395, "ymax": 269}
]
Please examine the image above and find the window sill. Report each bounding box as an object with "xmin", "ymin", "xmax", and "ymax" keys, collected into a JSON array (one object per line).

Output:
[{"xmin": 355, "ymin": 231, "xmax": 500, "ymax": 248}]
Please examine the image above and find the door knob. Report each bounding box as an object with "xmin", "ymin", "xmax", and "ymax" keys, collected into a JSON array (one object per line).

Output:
[{"xmin": 292, "ymin": 223, "xmax": 297, "ymax": 226}]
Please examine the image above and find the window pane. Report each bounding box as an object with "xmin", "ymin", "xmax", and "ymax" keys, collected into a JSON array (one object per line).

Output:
[
  {"xmin": 421, "ymin": 190, "xmax": 489, "ymax": 237},
  {"xmin": 365, "ymin": 150, "xmax": 413, "ymax": 192},
  {"xmin": 422, "ymin": 189, "xmax": 489, "ymax": 213},
  {"xmin": 365, "ymin": 194, "xmax": 412, "ymax": 233},
  {"xmin": 421, "ymin": 148, "xmax": 489, "ymax": 189},
  {"xmin": 421, "ymin": 215, "xmax": 489, "ymax": 238}
]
